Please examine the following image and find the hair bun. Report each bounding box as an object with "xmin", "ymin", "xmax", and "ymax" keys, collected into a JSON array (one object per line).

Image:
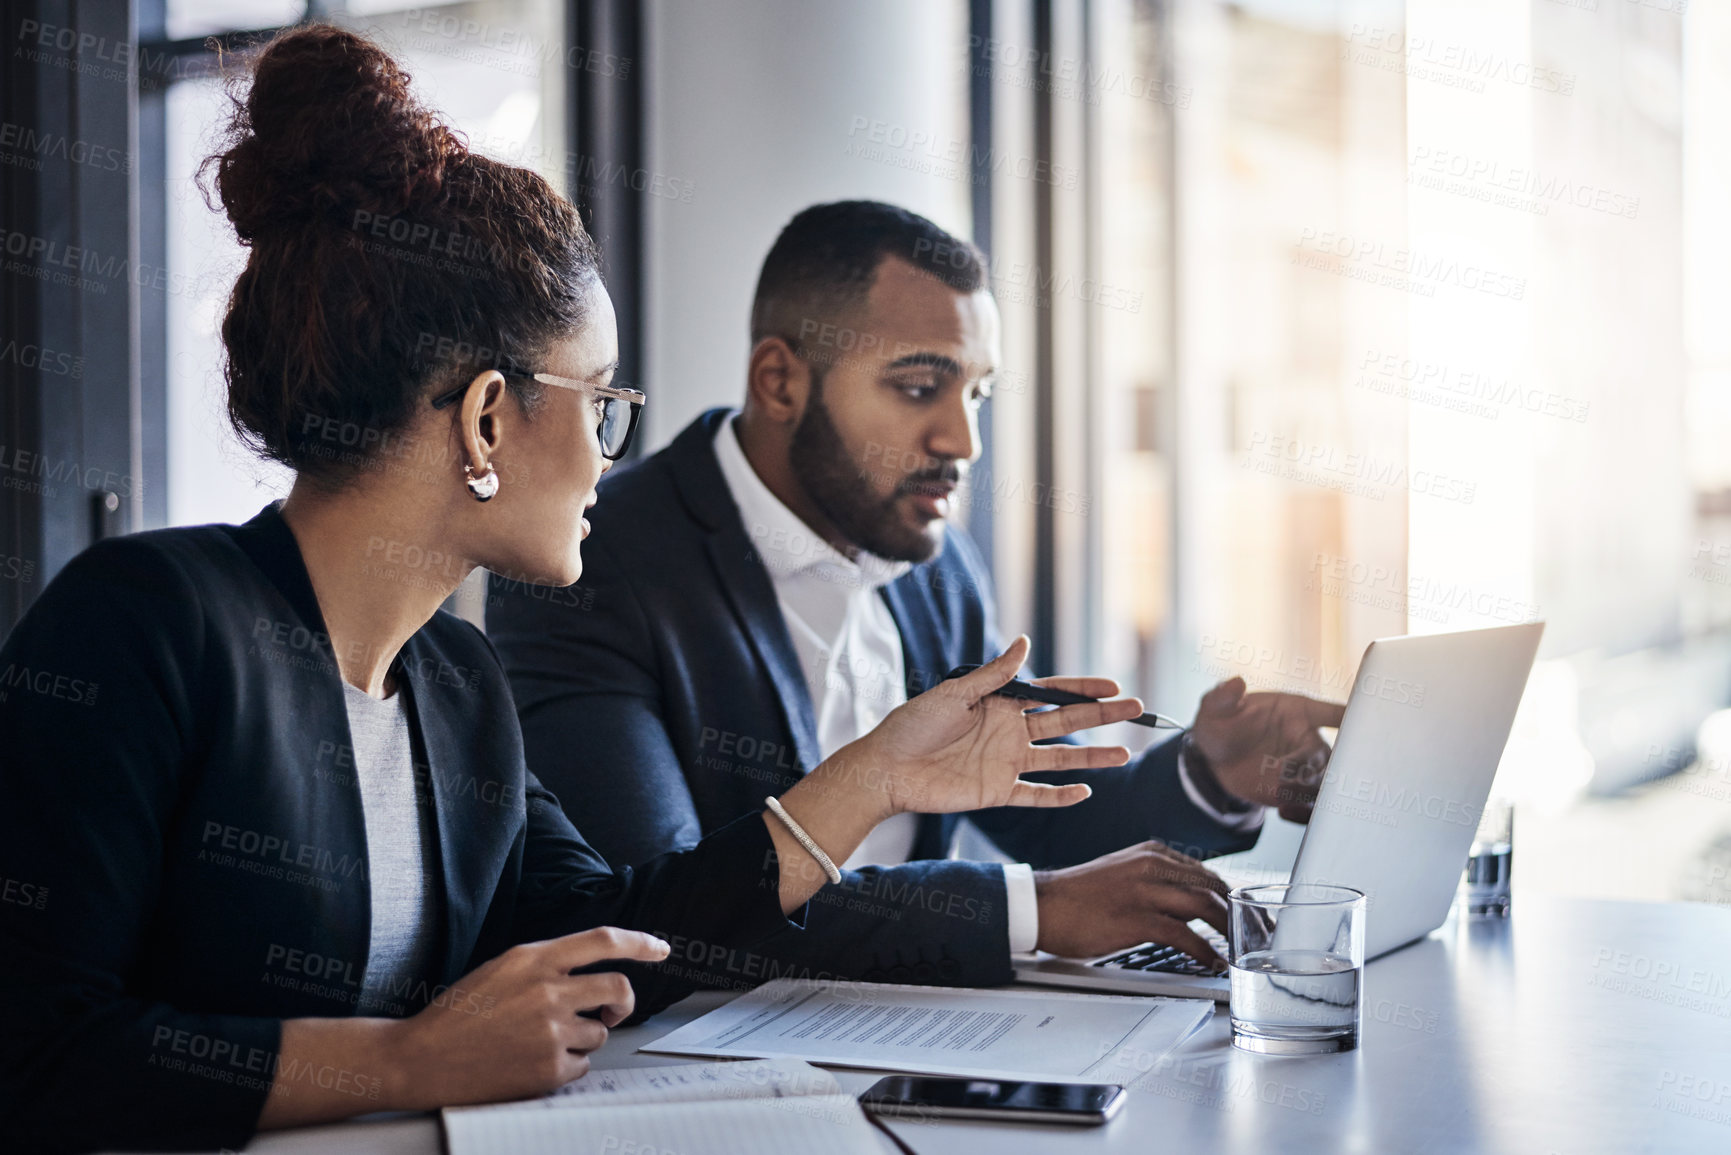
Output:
[{"xmin": 206, "ymin": 24, "xmax": 465, "ymax": 243}]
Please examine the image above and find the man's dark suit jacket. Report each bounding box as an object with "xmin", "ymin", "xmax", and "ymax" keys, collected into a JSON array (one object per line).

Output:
[
  {"xmin": 488, "ymin": 408, "xmax": 1259, "ymax": 992},
  {"xmin": 0, "ymin": 503, "xmax": 796, "ymax": 1154}
]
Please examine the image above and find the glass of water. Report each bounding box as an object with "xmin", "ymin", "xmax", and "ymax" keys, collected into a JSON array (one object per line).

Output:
[
  {"xmin": 1228, "ymin": 883, "xmax": 1365, "ymax": 1055},
  {"xmin": 1461, "ymin": 797, "xmax": 1513, "ymax": 917}
]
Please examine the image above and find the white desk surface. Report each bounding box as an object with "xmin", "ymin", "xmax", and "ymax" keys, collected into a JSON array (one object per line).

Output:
[{"xmin": 159, "ymin": 896, "xmax": 1731, "ymax": 1155}]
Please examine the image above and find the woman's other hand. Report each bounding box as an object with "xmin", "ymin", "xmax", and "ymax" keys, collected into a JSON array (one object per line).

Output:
[{"xmin": 381, "ymin": 926, "xmax": 669, "ymax": 1110}]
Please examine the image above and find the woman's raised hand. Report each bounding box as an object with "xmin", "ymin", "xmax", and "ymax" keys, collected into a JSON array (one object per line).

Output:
[
  {"xmin": 762, "ymin": 636, "xmax": 1142, "ymax": 912},
  {"xmin": 840, "ymin": 635, "xmax": 1140, "ymax": 819}
]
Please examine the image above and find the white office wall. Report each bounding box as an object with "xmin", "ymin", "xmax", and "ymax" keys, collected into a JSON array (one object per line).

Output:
[{"xmin": 641, "ymin": 0, "xmax": 972, "ymax": 448}]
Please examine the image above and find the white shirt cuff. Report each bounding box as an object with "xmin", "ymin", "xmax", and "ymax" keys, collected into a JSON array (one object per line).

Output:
[
  {"xmin": 1178, "ymin": 748, "xmax": 1267, "ymax": 834},
  {"xmin": 1003, "ymin": 862, "xmax": 1040, "ymax": 954}
]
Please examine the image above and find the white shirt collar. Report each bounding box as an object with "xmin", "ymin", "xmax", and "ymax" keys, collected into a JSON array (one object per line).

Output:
[{"xmin": 712, "ymin": 413, "xmax": 911, "ymax": 591}]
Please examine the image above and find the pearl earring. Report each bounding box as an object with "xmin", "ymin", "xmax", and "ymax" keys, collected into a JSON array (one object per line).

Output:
[{"xmin": 465, "ymin": 463, "xmax": 500, "ymax": 502}]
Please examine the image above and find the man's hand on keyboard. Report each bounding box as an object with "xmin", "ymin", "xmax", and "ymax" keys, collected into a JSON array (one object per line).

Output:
[{"xmin": 1032, "ymin": 841, "xmax": 1231, "ymax": 971}]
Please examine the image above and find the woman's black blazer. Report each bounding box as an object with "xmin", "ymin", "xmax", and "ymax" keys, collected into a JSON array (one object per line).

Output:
[{"xmin": 0, "ymin": 503, "xmax": 797, "ymax": 1153}]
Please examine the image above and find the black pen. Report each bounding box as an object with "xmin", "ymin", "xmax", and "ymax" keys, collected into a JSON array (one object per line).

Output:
[{"xmin": 943, "ymin": 665, "xmax": 1185, "ymax": 729}]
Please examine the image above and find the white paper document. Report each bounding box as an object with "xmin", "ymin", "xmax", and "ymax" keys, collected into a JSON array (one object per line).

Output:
[
  {"xmin": 443, "ymin": 1059, "xmax": 886, "ymax": 1155},
  {"xmin": 449, "ymin": 1057, "xmax": 840, "ymax": 1112},
  {"xmin": 640, "ymin": 978, "xmax": 1214, "ymax": 1083}
]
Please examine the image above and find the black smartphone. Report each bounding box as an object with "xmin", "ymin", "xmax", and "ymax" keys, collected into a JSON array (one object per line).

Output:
[{"xmin": 857, "ymin": 1075, "xmax": 1125, "ymax": 1125}]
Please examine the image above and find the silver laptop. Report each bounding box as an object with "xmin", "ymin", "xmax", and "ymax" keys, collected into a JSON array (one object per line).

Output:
[{"xmin": 1013, "ymin": 622, "xmax": 1544, "ymax": 1001}]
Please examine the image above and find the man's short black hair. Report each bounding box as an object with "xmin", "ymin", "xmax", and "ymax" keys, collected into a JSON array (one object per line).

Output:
[{"xmin": 749, "ymin": 200, "xmax": 989, "ymax": 345}]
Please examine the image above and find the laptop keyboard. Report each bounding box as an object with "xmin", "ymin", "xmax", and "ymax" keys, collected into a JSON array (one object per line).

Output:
[{"xmin": 1092, "ymin": 932, "xmax": 1229, "ymax": 977}]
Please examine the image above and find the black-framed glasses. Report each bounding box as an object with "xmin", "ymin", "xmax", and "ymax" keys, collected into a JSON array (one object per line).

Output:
[{"xmin": 431, "ymin": 371, "xmax": 646, "ymax": 461}]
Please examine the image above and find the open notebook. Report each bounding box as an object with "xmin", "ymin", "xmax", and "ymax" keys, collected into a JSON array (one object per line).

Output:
[{"xmin": 442, "ymin": 1058, "xmax": 890, "ymax": 1155}]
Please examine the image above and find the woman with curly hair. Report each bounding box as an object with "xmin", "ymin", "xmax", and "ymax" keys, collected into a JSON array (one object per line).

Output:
[{"xmin": 0, "ymin": 25, "xmax": 1138, "ymax": 1153}]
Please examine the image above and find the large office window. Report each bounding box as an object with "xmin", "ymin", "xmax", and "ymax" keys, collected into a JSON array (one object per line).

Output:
[
  {"xmin": 156, "ymin": 1, "xmax": 569, "ymax": 530},
  {"xmin": 1089, "ymin": 0, "xmax": 1409, "ymax": 716},
  {"xmin": 976, "ymin": 0, "xmax": 1722, "ymax": 896}
]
